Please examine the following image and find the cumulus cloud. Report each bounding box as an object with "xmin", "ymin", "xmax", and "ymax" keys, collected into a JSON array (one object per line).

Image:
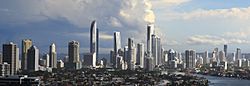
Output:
[
  {"xmin": 187, "ymin": 35, "xmax": 250, "ymax": 45},
  {"xmin": 0, "ymin": 0, "xmax": 158, "ymax": 53}
]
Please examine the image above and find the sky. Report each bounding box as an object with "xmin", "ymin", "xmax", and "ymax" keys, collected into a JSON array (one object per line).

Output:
[{"xmin": 0, "ymin": 0, "xmax": 250, "ymax": 54}]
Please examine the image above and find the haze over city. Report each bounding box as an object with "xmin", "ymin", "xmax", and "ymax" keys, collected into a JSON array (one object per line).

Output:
[{"xmin": 1, "ymin": 0, "xmax": 250, "ymax": 54}]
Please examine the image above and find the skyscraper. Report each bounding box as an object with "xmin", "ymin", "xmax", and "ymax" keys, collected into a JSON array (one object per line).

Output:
[
  {"xmin": 185, "ymin": 50, "xmax": 196, "ymax": 69},
  {"xmin": 214, "ymin": 48, "xmax": 219, "ymax": 62},
  {"xmin": 203, "ymin": 51, "xmax": 209, "ymax": 64},
  {"xmin": 68, "ymin": 41, "xmax": 80, "ymax": 69},
  {"xmin": 236, "ymin": 48, "xmax": 241, "ymax": 60},
  {"xmin": 96, "ymin": 28, "xmax": 99, "ymax": 64},
  {"xmin": 3, "ymin": 42, "xmax": 19, "ymax": 75},
  {"xmin": 156, "ymin": 37, "xmax": 162, "ymax": 65},
  {"xmin": 168, "ymin": 49, "xmax": 176, "ymax": 62},
  {"xmin": 152, "ymin": 35, "xmax": 158, "ymax": 66},
  {"xmin": 127, "ymin": 38, "xmax": 136, "ymax": 70},
  {"xmin": 219, "ymin": 50, "xmax": 226, "ymax": 62},
  {"xmin": 27, "ymin": 46, "xmax": 39, "ymax": 72},
  {"xmin": 113, "ymin": 31, "xmax": 121, "ymax": 67},
  {"xmin": 49, "ymin": 43, "xmax": 57, "ymax": 68},
  {"xmin": 110, "ymin": 50, "xmax": 115, "ymax": 67},
  {"xmin": 43, "ymin": 54, "xmax": 49, "ymax": 68},
  {"xmin": 147, "ymin": 24, "xmax": 155, "ymax": 56},
  {"xmin": 21, "ymin": 39, "xmax": 32, "ymax": 70},
  {"xmin": 90, "ymin": 20, "xmax": 97, "ymax": 53},
  {"xmin": 224, "ymin": 44, "xmax": 228, "ymax": 57},
  {"xmin": 124, "ymin": 46, "xmax": 129, "ymax": 63},
  {"xmin": 136, "ymin": 43, "xmax": 144, "ymax": 68},
  {"xmin": 90, "ymin": 20, "xmax": 97, "ymax": 67},
  {"xmin": 114, "ymin": 32, "xmax": 121, "ymax": 54}
]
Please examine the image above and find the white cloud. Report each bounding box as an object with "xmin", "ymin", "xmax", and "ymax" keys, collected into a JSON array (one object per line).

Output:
[
  {"xmin": 223, "ymin": 27, "xmax": 250, "ymax": 38},
  {"xmin": 151, "ymin": 0, "xmax": 190, "ymax": 7},
  {"xmin": 187, "ymin": 35, "xmax": 250, "ymax": 45},
  {"xmin": 99, "ymin": 33, "xmax": 113, "ymax": 40},
  {"xmin": 165, "ymin": 7, "xmax": 250, "ymax": 20}
]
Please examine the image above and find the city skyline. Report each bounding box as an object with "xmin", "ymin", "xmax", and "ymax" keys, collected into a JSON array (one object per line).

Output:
[
  {"xmin": 0, "ymin": 1, "xmax": 250, "ymax": 85},
  {"xmin": 0, "ymin": 0, "xmax": 250, "ymax": 54}
]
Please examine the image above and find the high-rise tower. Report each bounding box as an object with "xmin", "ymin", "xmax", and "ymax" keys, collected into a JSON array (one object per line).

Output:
[
  {"xmin": 185, "ymin": 50, "xmax": 196, "ymax": 69},
  {"xmin": 113, "ymin": 31, "xmax": 121, "ymax": 67},
  {"xmin": 3, "ymin": 42, "xmax": 19, "ymax": 75},
  {"xmin": 69, "ymin": 41, "xmax": 80, "ymax": 64},
  {"xmin": 90, "ymin": 20, "xmax": 97, "ymax": 67},
  {"xmin": 90, "ymin": 20, "xmax": 97, "ymax": 53},
  {"xmin": 236, "ymin": 48, "xmax": 241, "ymax": 60},
  {"xmin": 147, "ymin": 24, "xmax": 155, "ymax": 56},
  {"xmin": 27, "ymin": 46, "xmax": 39, "ymax": 72},
  {"xmin": 128, "ymin": 38, "xmax": 136, "ymax": 70},
  {"xmin": 136, "ymin": 43, "xmax": 144, "ymax": 68},
  {"xmin": 68, "ymin": 41, "xmax": 80, "ymax": 69},
  {"xmin": 49, "ymin": 43, "xmax": 57, "ymax": 68},
  {"xmin": 21, "ymin": 39, "xmax": 32, "ymax": 70},
  {"xmin": 96, "ymin": 28, "xmax": 99, "ymax": 64},
  {"xmin": 114, "ymin": 32, "xmax": 121, "ymax": 55},
  {"xmin": 224, "ymin": 44, "xmax": 228, "ymax": 57}
]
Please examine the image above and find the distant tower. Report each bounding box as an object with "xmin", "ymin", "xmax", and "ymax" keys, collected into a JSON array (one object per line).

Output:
[
  {"xmin": 127, "ymin": 38, "xmax": 136, "ymax": 70},
  {"xmin": 203, "ymin": 51, "xmax": 209, "ymax": 64},
  {"xmin": 27, "ymin": 46, "xmax": 39, "ymax": 72},
  {"xmin": 3, "ymin": 42, "xmax": 19, "ymax": 75},
  {"xmin": 152, "ymin": 35, "xmax": 158, "ymax": 66},
  {"xmin": 90, "ymin": 20, "xmax": 97, "ymax": 67},
  {"xmin": 90, "ymin": 20, "xmax": 97, "ymax": 53},
  {"xmin": 43, "ymin": 54, "xmax": 50, "ymax": 68},
  {"xmin": 168, "ymin": 49, "xmax": 176, "ymax": 62},
  {"xmin": 147, "ymin": 24, "xmax": 155, "ymax": 56},
  {"xmin": 224, "ymin": 44, "xmax": 228, "ymax": 57},
  {"xmin": 156, "ymin": 37, "xmax": 162, "ymax": 65},
  {"xmin": 114, "ymin": 32, "xmax": 121, "ymax": 53},
  {"xmin": 236, "ymin": 48, "xmax": 241, "ymax": 60},
  {"xmin": 124, "ymin": 46, "xmax": 129, "ymax": 63},
  {"xmin": 136, "ymin": 43, "xmax": 144, "ymax": 68},
  {"xmin": 68, "ymin": 41, "xmax": 80, "ymax": 69},
  {"xmin": 96, "ymin": 28, "xmax": 99, "ymax": 64},
  {"xmin": 214, "ymin": 48, "xmax": 219, "ymax": 62},
  {"xmin": 219, "ymin": 51, "xmax": 226, "ymax": 62},
  {"xmin": 49, "ymin": 43, "xmax": 57, "ymax": 68},
  {"xmin": 113, "ymin": 31, "xmax": 121, "ymax": 67},
  {"xmin": 21, "ymin": 39, "xmax": 32, "ymax": 70},
  {"xmin": 185, "ymin": 50, "xmax": 196, "ymax": 69}
]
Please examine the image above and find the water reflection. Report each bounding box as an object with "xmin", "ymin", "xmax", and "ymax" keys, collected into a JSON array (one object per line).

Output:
[{"xmin": 195, "ymin": 74, "xmax": 250, "ymax": 86}]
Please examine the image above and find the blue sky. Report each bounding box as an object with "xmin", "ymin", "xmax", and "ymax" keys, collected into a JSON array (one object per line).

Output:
[{"xmin": 0, "ymin": 0, "xmax": 250, "ymax": 54}]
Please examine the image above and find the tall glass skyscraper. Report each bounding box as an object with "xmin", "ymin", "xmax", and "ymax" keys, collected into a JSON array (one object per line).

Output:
[
  {"xmin": 27, "ymin": 46, "xmax": 39, "ymax": 72},
  {"xmin": 21, "ymin": 39, "xmax": 32, "ymax": 70},
  {"xmin": 136, "ymin": 43, "xmax": 144, "ymax": 68},
  {"xmin": 3, "ymin": 42, "xmax": 19, "ymax": 75},
  {"xmin": 68, "ymin": 41, "xmax": 80, "ymax": 69},
  {"xmin": 90, "ymin": 20, "xmax": 98, "ymax": 67},
  {"xmin": 49, "ymin": 43, "xmax": 57, "ymax": 68},
  {"xmin": 185, "ymin": 50, "xmax": 196, "ymax": 69},
  {"xmin": 113, "ymin": 31, "xmax": 121, "ymax": 67},
  {"xmin": 147, "ymin": 24, "xmax": 155, "ymax": 56},
  {"xmin": 90, "ymin": 20, "xmax": 97, "ymax": 53}
]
